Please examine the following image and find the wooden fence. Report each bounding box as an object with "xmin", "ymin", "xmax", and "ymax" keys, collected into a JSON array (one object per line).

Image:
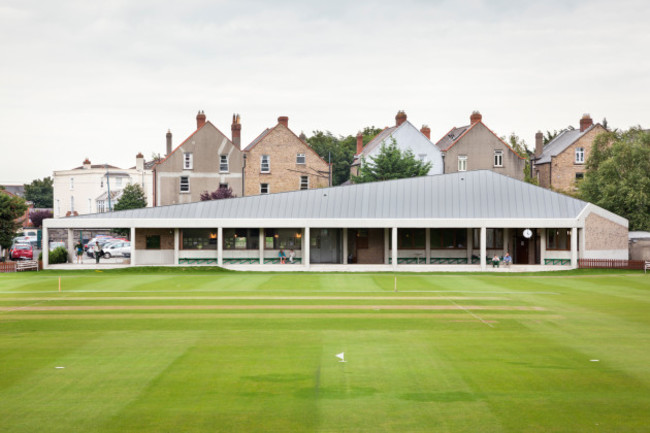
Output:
[
  {"xmin": 0, "ymin": 261, "xmax": 44, "ymax": 273},
  {"xmin": 578, "ymin": 259, "xmax": 645, "ymax": 270}
]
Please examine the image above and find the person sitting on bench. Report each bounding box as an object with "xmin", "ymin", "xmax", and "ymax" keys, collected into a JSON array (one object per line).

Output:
[
  {"xmin": 503, "ymin": 253, "xmax": 512, "ymax": 267},
  {"xmin": 492, "ymin": 255, "xmax": 500, "ymax": 268}
]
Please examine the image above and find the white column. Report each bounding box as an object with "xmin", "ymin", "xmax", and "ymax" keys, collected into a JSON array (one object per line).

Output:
[
  {"xmin": 67, "ymin": 229, "xmax": 74, "ymax": 263},
  {"xmin": 384, "ymin": 228, "xmax": 389, "ymax": 264},
  {"xmin": 217, "ymin": 227, "xmax": 223, "ymax": 266},
  {"xmin": 303, "ymin": 227, "xmax": 310, "ymax": 269},
  {"xmin": 42, "ymin": 226, "xmax": 49, "ymax": 269},
  {"xmin": 425, "ymin": 228, "xmax": 430, "ymax": 264},
  {"xmin": 480, "ymin": 227, "xmax": 487, "ymax": 270},
  {"xmin": 579, "ymin": 227, "xmax": 585, "ymax": 259},
  {"xmin": 540, "ymin": 228, "xmax": 546, "ymax": 265},
  {"xmin": 467, "ymin": 228, "xmax": 473, "ymax": 263},
  {"xmin": 503, "ymin": 227, "xmax": 510, "ymax": 256},
  {"xmin": 173, "ymin": 228, "xmax": 179, "ymax": 266},
  {"xmin": 343, "ymin": 228, "xmax": 348, "ymax": 265},
  {"xmin": 259, "ymin": 228, "xmax": 264, "ymax": 264},
  {"xmin": 130, "ymin": 227, "xmax": 136, "ymax": 266},
  {"xmin": 391, "ymin": 227, "xmax": 398, "ymax": 270},
  {"xmin": 571, "ymin": 227, "xmax": 578, "ymax": 268}
]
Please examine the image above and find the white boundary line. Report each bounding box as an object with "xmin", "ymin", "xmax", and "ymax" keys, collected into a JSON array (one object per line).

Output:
[{"xmin": 448, "ymin": 299, "xmax": 495, "ymax": 328}]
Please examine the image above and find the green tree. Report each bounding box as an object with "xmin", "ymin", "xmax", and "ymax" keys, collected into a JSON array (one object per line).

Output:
[
  {"xmin": 0, "ymin": 193, "xmax": 28, "ymax": 257},
  {"xmin": 579, "ymin": 127, "xmax": 650, "ymax": 231},
  {"xmin": 24, "ymin": 177, "xmax": 53, "ymax": 208},
  {"xmin": 114, "ymin": 183, "xmax": 147, "ymax": 211},
  {"xmin": 351, "ymin": 138, "xmax": 431, "ymax": 184},
  {"xmin": 501, "ymin": 133, "xmax": 537, "ymax": 185}
]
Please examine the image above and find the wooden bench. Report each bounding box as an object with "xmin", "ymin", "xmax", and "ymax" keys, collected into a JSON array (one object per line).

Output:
[
  {"xmin": 16, "ymin": 260, "xmax": 38, "ymax": 272},
  {"xmin": 645, "ymin": 260, "xmax": 650, "ymax": 274}
]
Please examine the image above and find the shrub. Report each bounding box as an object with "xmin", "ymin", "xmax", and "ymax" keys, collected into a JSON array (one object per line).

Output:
[{"xmin": 49, "ymin": 247, "xmax": 69, "ymax": 264}]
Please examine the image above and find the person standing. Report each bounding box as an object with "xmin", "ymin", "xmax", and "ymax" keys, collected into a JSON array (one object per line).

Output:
[
  {"xmin": 75, "ymin": 241, "xmax": 84, "ymax": 264},
  {"xmin": 93, "ymin": 242, "xmax": 101, "ymax": 264}
]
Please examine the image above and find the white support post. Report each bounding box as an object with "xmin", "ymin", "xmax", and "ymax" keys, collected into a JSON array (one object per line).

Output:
[
  {"xmin": 425, "ymin": 228, "xmax": 430, "ymax": 264},
  {"xmin": 130, "ymin": 227, "xmax": 136, "ymax": 266},
  {"xmin": 384, "ymin": 228, "xmax": 389, "ymax": 264},
  {"xmin": 217, "ymin": 227, "xmax": 223, "ymax": 266},
  {"xmin": 173, "ymin": 228, "xmax": 179, "ymax": 266},
  {"xmin": 503, "ymin": 227, "xmax": 509, "ymax": 257},
  {"xmin": 579, "ymin": 227, "xmax": 585, "ymax": 259},
  {"xmin": 303, "ymin": 227, "xmax": 310, "ymax": 269},
  {"xmin": 259, "ymin": 228, "xmax": 264, "ymax": 264},
  {"xmin": 540, "ymin": 228, "xmax": 546, "ymax": 266},
  {"xmin": 42, "ymin": 226, "xmax": 49, "ymax": 269},
  {"xmin": 480, "ymin": 227, "xmax": 487, "ymax": 271},
  {"xmin": 392, "ymin": 227, "xmax": 398, "ymax": 270},
  {"xmin": 571, "ymin": 227, "xmax": 578, "ymax": 268},
  {"xmin": 343, "ymin": 228, "xmax": 348, "ymax": 265},
  {"xmin": 67, "ymin": 229, "xmax": 74, "ymax": 263}
]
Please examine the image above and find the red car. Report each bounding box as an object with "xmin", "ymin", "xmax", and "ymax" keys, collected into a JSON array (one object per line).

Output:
[{"xmin": 10, "ymin": 244, "xmax": 33, "ymax": 260}]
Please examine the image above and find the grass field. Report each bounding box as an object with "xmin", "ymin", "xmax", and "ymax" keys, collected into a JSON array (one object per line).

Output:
[{"xmin": 1, "ymin": 268, "xmax": 649, "ymax": 433}]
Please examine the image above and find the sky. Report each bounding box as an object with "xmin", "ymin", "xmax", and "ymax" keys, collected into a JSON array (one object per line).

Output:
[{"xmin": 1, "ymin": 0, "xmax": 648, "ymax": 184}]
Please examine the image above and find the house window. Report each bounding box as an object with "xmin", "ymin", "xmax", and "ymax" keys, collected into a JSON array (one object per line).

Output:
[
  {"xmin": 220, "ymin": 155, "xmax": 229, "ymax": 172},
  {"xmin": 116, "ymin": 177, "xmax": 122, "ymax": 187},
  {"xmin": 184, "ymin": 152, "xmax": 193, "ymax": 169},
  {"xmin": 70, "ymin": 196, "xmax": 74, "ymax": 212},
  {"xmin": 300, "ymin": 176, "xmax": 309, "ymax": 190},
  {"xmin": 146, "ymin": 235, "xmax": 161, "ymax": 250},
  {"xmin": 56, "ymin": 199, "xmax": 60, "ymax": 217},
  {"xmin": 575, "ymin": 172, "xmax": 584, "ymax": 181},
  {"xmin": 180, "ymin": 176, "xmax": 190, "ymax": 193},
  {"xmin": 97, "ymin": 200, "xmax": 105, "ymax": 213},
  {"xmin": 219, "ymin": 183, "xmax": 228, "ymax": 189},
  {"xmin": 473, "ymin": 228, "xmax": 504, "ymax": 249},
  {"xmin": 398, "ymin": 229, "xmax": 426, "ymax": 249},
  {"xmin": 182, "ymin": 228, "xmax": 217, "ymax": 250},
  {"xmin": 494, "ymin": 150, "xmax": 503, "ymax": 167},
  {"xmin": 430, "ymin": 228, "xmax": 467, "ymax": 249},
  {"xmin": 70, "ymin": 177, "xmax": 74, "ymax": 190},
  {"xmin": 547, "ymin": 229, "xmax": 570, "ymax": 250},
  {"xmin": 260, "ymin": 183, "xmax": 269, "ymax": 194},
  {"xmin": 418, "ymin": 154, "xmax": 427, "ymax": 162},
  {"xmin": 296, "ymin": 153, "xmax": 306, "ymax": 164},
  {"xmin": 261, "ymin": 155, "xmax": 270, "ymax": 173},
  {"xmin": 575, "ymin": 147, "xmax": 585, "ymax": 164},
  {"xmin": 458, "ymin": 155, "xmax": 467, "ymax": 172}
]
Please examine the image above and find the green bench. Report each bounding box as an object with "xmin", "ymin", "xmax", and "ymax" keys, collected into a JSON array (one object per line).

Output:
[
  {"xmin": 178, "ymin": 258, "xmax": 219, "ymax": 265},
  {"xmin": 263, "ymin": 258, "xmax": 302, "ymax": 264},
  {"xmin": 222, "ymin": 258, "xmax": 260, "ymax": 264},
  {"xmin": 545, "ymin": 258, "xmax": 571, "ymax": 265},
  {"xmin": 388, "ymin": 257, "xmax": 475, "ymax": 264}
]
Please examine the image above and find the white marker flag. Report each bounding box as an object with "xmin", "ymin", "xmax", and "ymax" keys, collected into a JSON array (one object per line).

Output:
[{"xmin": 336, "ymin": 352, "xmax": 346, "ymax": 362}]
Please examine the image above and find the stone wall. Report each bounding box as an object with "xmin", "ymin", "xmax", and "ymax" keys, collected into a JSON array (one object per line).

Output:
[{"xmin": 585, "ymin": 213, "xmax": 628, "ymax": 251}]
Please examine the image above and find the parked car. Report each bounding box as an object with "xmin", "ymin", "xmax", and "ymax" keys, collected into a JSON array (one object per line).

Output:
[
  {"xmin": 86, "ymin": 238, "xmax": 118, "ymax": 258},
  {"xmin": 13, "ymin": 236, "xmax": 36, "ymax": 246},
  {"xmin": 85, "ymin": 236, "xmax": 116, "ymax": 251},
  {"xmin": 102, "ymin": 241, "xmax": 131, "ymax": 259},
  {"xmin": 9, "ymin": 244, "xmax": 33, "ymax": 260}
]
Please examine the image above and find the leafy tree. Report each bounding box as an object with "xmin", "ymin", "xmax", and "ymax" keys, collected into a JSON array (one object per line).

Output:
[
  {"xmin": 351, "ymin": 138, "xmax": 431, "ymax": 184},
  {"xmin": 24, "ymin": 177, "xmax": 53, "ymax": 208},
  {"xmin": 114, "ymin": 183, "xmax": 147, "ymax": 211},
  {"xmin": 502, "ymin": 133, "xmax": 529, "ymax": 158},
  {"xmin": 579, "ymin": 127, "xmax": 650, "ymax": 231},
  {"xmin": 30, "ymin": 210, "xmax": 53, "ymax": 228},
  {"xmin": 200, "ymin": 186, "xmax": 235, "ymax": 201},
  {"xmin": 0, "ymin": 193, "xmax": 28, "ymax": 258}
]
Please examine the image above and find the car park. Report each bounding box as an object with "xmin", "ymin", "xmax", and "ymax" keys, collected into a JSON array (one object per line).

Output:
[
  {"xmin": 86, "ymin": 238, "xmax": 119, "ymax": 258},
  {"xmin": 9, "ymin": 244, "xmax": 33, "ymax": 260},
  {"xmin": 102, "ymin": 241, "xmax": 131, "ymax": 259}
]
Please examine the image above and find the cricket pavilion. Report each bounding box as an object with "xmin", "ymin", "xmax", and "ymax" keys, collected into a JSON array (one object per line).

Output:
[{"xmin": 43, "ymin": 171, "xmax": 629, "ymax": 271}]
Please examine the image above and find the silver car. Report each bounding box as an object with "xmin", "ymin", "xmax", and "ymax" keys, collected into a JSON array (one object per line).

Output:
[{"xmin": 102, "ymin": 241, "xmax": 131, "ymax": 259}]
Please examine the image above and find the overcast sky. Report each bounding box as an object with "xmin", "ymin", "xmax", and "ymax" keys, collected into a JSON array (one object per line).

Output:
[{"xmin": 1, "ymin": 0, "xmax": 648, "ymax": 184}]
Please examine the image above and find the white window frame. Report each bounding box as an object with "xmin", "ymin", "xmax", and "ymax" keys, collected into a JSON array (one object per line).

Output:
[
  {"xmin": 184, "ymin": 152, "xmax": 193, "ymax": 170},
  {"xmin": 180, "ymin": 176, "xmax": 190, "ymax": 193},
  {"xmin": 575, "ymin": 147, "xmax": 585, "ymax": 164},
  {"xmin": 220, "ymin": 154, "xmax": 229, "ymax": 172},
  {"xmin": 300, "ymin": 176, "xmax": 309, "ymax": 190},
  {"xmin": 261, "ymin": 155, "xmax": 270, "ymax": 173},
  {"xmin": 458, "ymin": 155, "xmax": 467, "ymax": 172},
  {"xmin": 494, "ymin": 150, "xmax": 503, "ymax": 167},
  {"xmin": 260, "ymin": 183, "xmax": 269, "ymax": 194},
  {"xmin": 97, "ymin": 200, "xmax": 105, "ymax": 213},
  {"xmin": 296, "ymin": 153, "xmax": 306, "ymax": 164}
]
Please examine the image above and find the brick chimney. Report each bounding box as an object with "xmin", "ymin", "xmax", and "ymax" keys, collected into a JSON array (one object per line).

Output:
[
  {"xmin": 470, "ymin": 110, "xmax": 482, "ymax": 124},
  {"xmin": 535, "ymin": 131, "xmax": 543, "ymax": 157},
  {"xmin": 580, "ymin": 113, "xmax": 593, "ymax": 132},
  {"xmin": 196, "ymin": 110, "xmax": 206, "ymax": 129},
  {"xmin": 420, "ymin": 125, "xmax": 431, "ymax": 140},
  {"xmin": 83, "ymin": 158, "xmax": 91, "ymax": 169},
  {"xmin": 136, "ymin": 152, "xmax": 144, "ymax": 171},
  {"xmin": 166, "ymin": 129, "xmax": 172, "ymax": 156},
  {"xmin": 231, "ymin": 113, "xmax": 241, "ymax": 149},
  {"xmin": 395, "ymin": 110, "xmax": 407, "ymax": 126},
  {"xmin": 356, "ymin": 132, "xmax": 364, "ymax": 155},
  {"xmin": 278, "ymin": 116, "xmax": 289, "ymax": 128}
]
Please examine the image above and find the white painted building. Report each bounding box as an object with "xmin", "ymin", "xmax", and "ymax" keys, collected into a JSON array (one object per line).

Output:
[{"xmin": 53, "ymin": 155, "xmax": 154, "ymax": 218}]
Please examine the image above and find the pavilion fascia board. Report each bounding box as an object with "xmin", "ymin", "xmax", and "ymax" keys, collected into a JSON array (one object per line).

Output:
[{"xmin": 45, "ymin": 217, "xmax": 581, "ymax": 230}]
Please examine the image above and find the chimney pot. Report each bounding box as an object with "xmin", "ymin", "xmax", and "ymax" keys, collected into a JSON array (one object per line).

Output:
[
  {"xmin": 579, "ymin": 113, "xmax": 593, "ymax": 132},
  {"xmin": 166, "ymin": 129, "xmax": 172, "ymax": 156},
  {"xmin": 356, "ymin": 132, "xmax": 364, "ymax": 155},
  {"xmin": 231, "ymin": 113, "xmax": 242, "ymax": 149},
  {"xmin": 470, "ymin": 110, "xmax": 482, "ymax": 124},
  {"xmin": 136, "ymin": 153, "xmax": 144, "ymax": 171},
  {"xmin": 278, "ymin": 116, "xmax": 289, "ymax": 128},
  {"xmin": 395, "ymin": 110, "xmax": 407, "ymax": 126},
  {"xmin": 196, "ymin": 110, "xmax": 206, "ymax": 129},
  {"xmin": 535, "ymin": 130, "xmax": 544, "ymax": 157},
  {"xmin": 420, "ymin": 125, "xmax": 431, "ymax": 140},
  {"xmin": 83, "ymin": 158, "xmax": 91, "ymax": 169}
]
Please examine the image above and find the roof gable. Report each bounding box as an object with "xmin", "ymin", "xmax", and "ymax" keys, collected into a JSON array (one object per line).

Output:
[
  {"xmin": 156, "ymin": 121, "xmax": 234, "ymax": 167},
  {"xmin": 243, "ymin": 123, "xmax": 329, "ymax": 165},
  {"xmin": 536, "ymin": 124, "xmax": 603, "ymax": 164},
  {"xmin": 435, "ymin": 122, "xmax": 525, "ymax": 160}
]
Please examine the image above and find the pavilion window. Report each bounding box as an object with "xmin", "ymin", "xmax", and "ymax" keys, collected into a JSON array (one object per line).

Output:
[
  {"xmin": 146, "ymin": 235, "xmax": 161, "ymax": 250},
  {"xmin": 182, "ymin": 228, "xmax": 217, "ymax": 250},
  {"xmin": 264, "ymin": 228, "xmax": 302, "ymax": 249},
  {"xmin": 223, "ymin": 228, "xmax": 259, "ymax": 250},
  {"xmin": 430, "ymin": 228, "xmax": 467, "ymax": 249},
  {"xmin": 547, "ymin": 228, "xmax": 570, "ymax": 250},
  {"xmin": 398, "ymin": 229, "xmax": 426, "ymax": 248},
  {"xmin": 473, "ymin": 228, "xmax": 503, "ymax": 249}
]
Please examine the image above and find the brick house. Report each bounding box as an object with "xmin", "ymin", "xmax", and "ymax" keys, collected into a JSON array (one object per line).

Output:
[
  {"xmin": 434, "ymin": 111, "xmax": 526, "ymax": 180},
  {"xmin": 351, "ymin": 111, "xmax": 443, "ymax": 178},
  {"xmin": 153, "ymin": 111, "xmax": 245, "ymax": 205},
  {"xmin": 532, "ymin": 114, "xmax": 606, "ymax": 191},
  {"xmin": 243, "ymin": 116, "xmax": 330, "ymax": 196}
]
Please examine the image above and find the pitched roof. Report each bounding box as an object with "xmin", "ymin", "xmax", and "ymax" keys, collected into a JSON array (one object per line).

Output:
[
  {"xmin": 156, "ymin": 121, "xmax": 234, "ymax": 166},
  {"xmin": 535, "ymin": 125, "xmax": 598, "ymax": 164},
  {"xmin": 70, "ymin": 170, "xmax": 589, "ymax": 221},
  {"xmin": 434, "ymin": 121, "xmax": 525, "ymax": 160},
  {"xmin": 243, "ymin": 128, "xmax": 271, "ymax": 152},
  {"xmin": 73, "ymin": 164, "xmax": 120, "ymax": 170},
  {"xmin": 242, "ymin": 123, "xmax": 330, "ymax": 166},
  {"xmin": 357, "ymin": 125, "xmax": 398, "ymax": 157}
]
